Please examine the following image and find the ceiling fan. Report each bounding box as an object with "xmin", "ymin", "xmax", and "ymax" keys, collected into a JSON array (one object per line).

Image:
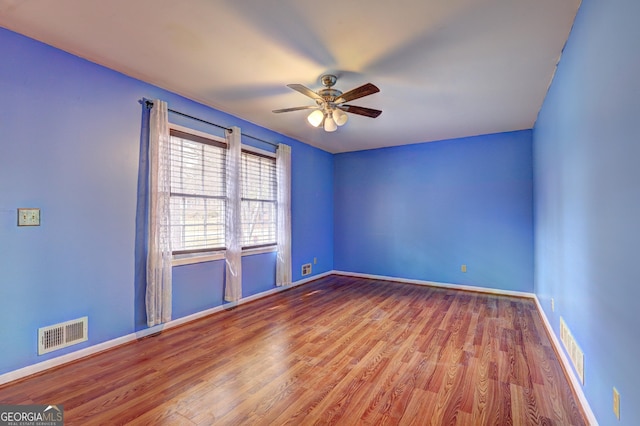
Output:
[{"xmin": 273, "ymin": 74, "xmax": 381, "ymax": 132}]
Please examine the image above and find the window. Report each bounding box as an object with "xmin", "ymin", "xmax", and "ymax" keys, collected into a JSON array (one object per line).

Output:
[
  {"xmin": 169, "ymin": 129, "xmax": 226, "ymax": 254},
  {"xmin": 168, "ymin": 127, "xmax": 277, "ymax": 256},
  {"xmin": 241, "ymin": 150, "xmax": 277, "ymax": 248}
]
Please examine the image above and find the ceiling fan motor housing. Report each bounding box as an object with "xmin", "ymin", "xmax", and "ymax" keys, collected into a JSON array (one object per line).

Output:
[{"xmin": 318, "ymin": 88, "xmax": 342, "ymax": 104}]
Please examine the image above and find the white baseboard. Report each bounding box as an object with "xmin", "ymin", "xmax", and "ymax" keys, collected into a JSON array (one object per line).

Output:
[
  {"xmin": 533, "ymin": 296, "xmax": 598, "ymax": 425},
  {"xmin": 332, "ymin": 270, "xmax": 536, "ymax": 298},
  {"xmin": 0, "ymin": 271, "xmax": 333, "ymax": 387}
]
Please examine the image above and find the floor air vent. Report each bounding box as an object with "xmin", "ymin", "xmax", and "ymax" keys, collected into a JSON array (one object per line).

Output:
[{"xmin": 38, "ymin": 317, "xmax": 88, "ymax": 355}]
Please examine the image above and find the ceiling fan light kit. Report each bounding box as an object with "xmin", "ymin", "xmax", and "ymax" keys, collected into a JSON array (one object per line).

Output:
[
  {"xmin": 307, "ymin": 109, "xmax": 324, "ymax": 127},
  {"xmin": 324, "ymin": 115, "xmax": 338, "ymax": 132},
  {"xmin": 332, "ymin": 109, "xmax": 348, "ymax": 126},
  {"xmin": 274, "ymin": 74, "xmax": 381, "ymax": 132}
]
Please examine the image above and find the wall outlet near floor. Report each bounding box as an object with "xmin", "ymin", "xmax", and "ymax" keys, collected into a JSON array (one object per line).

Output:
[
  {"xmin": 613, "ymin": 387, "xmax": 620, "ymax": 420},
  {"xmin": 313, "ymin": 257, "xmax": 317, "ymax": 265},
  {"xmin": 461, "ymin": 264, "xmax": 467, "ymax": 273},
  {"xmin": 302, "ymin": 263, "xmax": 312, "ymax": 276},
  {"xmin": 551, "ymin": 298, "xmax": 555, "ymax": 312},
  {"xmin": 559, "ymin": 317, "xmax": 584, "ymax": 384}
]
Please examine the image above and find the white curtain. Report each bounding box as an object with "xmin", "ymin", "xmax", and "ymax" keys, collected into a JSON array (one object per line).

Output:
[
  {"xmin": 276, "ymin": 143, "xmax": 292, "ymax": 286},
  {"xmin": 146, "ymin": 99, "xmax": 172, "ymax": 326},
  {"xmin": 225, "ymin": 126, "xmax": 242, "ymax": 301}
]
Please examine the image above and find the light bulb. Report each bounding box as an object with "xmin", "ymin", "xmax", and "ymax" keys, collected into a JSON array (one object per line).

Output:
[
  {"xmin": 332, "ymin": 109, "xmax": 348, "ymax": 126},
  {"xmin": 324, "ymin": 116, "xmax": 337, "ymax": 132},
  {"xmin": 307, "ymin": 110, "xmax": 324, "ymax": 127}
]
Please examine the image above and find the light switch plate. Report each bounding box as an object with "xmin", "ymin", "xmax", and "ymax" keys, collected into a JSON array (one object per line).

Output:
[{"xmin": 18, "ymin": 208, "xmax": 40, "ymax": 226}]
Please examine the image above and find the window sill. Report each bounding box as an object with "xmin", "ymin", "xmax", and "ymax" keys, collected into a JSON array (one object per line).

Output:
[
  {"xmin": 242, "ymin": 246, "xmax": 277, "ymax": 257},
  {"xmin": 172, "ymin": 251, "xmax": 225, "ymax": 266},
  {"xmin": 172, "ymin": 246, "xmax": 277, "ymax": 266}
]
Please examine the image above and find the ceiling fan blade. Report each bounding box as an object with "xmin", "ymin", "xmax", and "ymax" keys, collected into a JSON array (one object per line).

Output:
[
  {"xmin": 334, "ymin": 83, "xmax": 380, "ymax": 104},
  {"xmin": 339, "ymin": 105, "xmax": 382, "ymax": 118},
  {"xmin": 272, "ymin": 105, "xmax": 318, "ymax": 113},
  {"xmin": 287, "ymin": 84, "xmax": 324, "ymax": 101}
]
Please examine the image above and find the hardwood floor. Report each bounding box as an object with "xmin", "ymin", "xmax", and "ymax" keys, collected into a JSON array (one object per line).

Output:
[{"xmin": 0, "ymin": 275, "xmax": 586, "ymax": 425}]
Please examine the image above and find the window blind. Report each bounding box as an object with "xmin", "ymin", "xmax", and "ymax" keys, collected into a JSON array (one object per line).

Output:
[
  {"xmin": 241, "ymin": 150, "xmax": 277, "ymax": 248},
  {"xmin": 169, "ymin": 129, "xmax": 226, "ymax": 254}
]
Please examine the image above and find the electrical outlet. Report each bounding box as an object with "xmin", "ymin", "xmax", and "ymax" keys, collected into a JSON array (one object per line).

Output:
[
  {"xmin": 313, "ymin": 257, "xmax": 317, "ymax": 265},
  {"xmin": 613, "ymin": 387, "xmax": 620, "ymax": 420},
  {"xmin": 551, "ymin": 298, "xmax": 555, "ymax": 312},
  {"xmin": 461, "ymin": 264, "xmax": 467, "ymax": 273}
]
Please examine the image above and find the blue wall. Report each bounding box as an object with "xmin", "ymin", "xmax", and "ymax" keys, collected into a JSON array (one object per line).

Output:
[
  {"xmin": 5, "ymin": 4, "xmax": 635, "ymax": 422},
  {"xmin": 533, "ymin": 0, "xmax": 640, "ymax": 424},
  {"xmin": 0, "ymin": 27, "xmax": 334, "ymax": 375},
  {"xmin": 334, "ymin": 131, "xmax": 534, "ymax": 292}
]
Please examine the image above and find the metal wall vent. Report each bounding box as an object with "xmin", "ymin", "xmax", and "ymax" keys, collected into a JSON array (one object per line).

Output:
[
  {"xmin": 560, "ymin": 317, "xmax": 584, "ymax": 384},
  {"xmin": 38, "ymin": 317, "xmax": 88, "ymax": 355},
  {"xmin": 301, "ymin": 263, "xmax": 312, "ymax": 276}
]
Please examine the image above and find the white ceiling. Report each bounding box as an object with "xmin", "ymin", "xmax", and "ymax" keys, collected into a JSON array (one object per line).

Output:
[{"xmin": 0, "ymin": 0, "xmax": 580, "ymax": 153}]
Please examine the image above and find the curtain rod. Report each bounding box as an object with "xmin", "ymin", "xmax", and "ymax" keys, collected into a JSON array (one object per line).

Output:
[{"xmin": 141, "ymin": 99, "xmax": 279, "ymax": 148}]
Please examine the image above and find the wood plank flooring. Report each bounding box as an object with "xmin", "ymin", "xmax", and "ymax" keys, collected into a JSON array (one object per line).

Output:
[{"xmin": 0, "ymin": 275, "xmax": 586, "ymax": 425}]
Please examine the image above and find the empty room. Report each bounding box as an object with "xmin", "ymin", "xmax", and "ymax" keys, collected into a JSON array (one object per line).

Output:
[{"xmin": 0, "ymin": 0, "xmax": 637, "ymax": 424}]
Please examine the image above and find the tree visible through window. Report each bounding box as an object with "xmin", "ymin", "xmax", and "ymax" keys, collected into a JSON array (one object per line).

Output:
[
  {"xmin": 241, "ymin": 151, "xmax": 277, "ymax": 248},
  {"xmin": 168, "ymin": 128, "xmax": 277, "ymax": 254},
  {"xmin": 169, "ymin": 129, "xmax": 226, "ymax": 254}
]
